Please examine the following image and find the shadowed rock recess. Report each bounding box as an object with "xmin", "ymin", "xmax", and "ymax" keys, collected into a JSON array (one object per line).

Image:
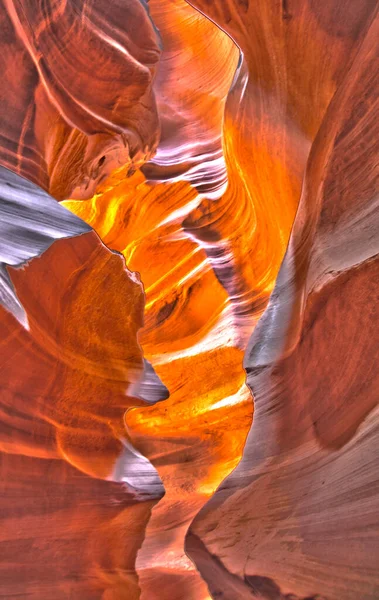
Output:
[{"xmin": 0, "ymin": 0, "xmax": 378, "ymax": 599}]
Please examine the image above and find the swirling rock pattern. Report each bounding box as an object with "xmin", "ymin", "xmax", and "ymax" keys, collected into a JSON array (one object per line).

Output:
[
  {"xmin": 0, "ymin": 0, "xmax": 378, "ymax": 598},
  {"xmin": 0, "ymin": 0, "xmax": 161, "ymax": 199},
  {"xmin": 142, "ymin": 0, "xmax": 239, "ymax": 198},
  {"xmin": 0, "ymin": 169, "xmax": 169, "ymax": 596},
  {"xmin": 63, "ymin": 3, "xmax": 252, "ymax": 597},
  {"xmin": 186, "ymin": 3, "xmax": 379, "ymax": 600}
]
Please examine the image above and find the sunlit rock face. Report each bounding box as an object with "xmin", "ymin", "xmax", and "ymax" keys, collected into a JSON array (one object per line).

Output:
[
  {"xmin": 0, "ymin": 168, "xmax": 170, "ymax": 597},
  {"xmin": 63, "ymin": 5, "xmax": 251, "ymax": 597},
  {"xmin": 141, "ymin": 0, "xmax": 238, "ymax": 198},
  {"xmin": 0, "ymin": 0, "xmax": 378, "ymax": 599}
]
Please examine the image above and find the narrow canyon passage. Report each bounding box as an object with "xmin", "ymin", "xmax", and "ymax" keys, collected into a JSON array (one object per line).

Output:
[
  {"xmin": 0, "ymin": 0, "xmax": 378, "ymax": 599},
  {"xmin": 61, "ymin": 1, "xmax": 303, "ymax": 596}
]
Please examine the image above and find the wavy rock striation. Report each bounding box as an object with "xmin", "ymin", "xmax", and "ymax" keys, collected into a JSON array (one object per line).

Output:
[
  {"xmin": 187, "ymin": 3, "xmax": 379, "ymax": 600},
  {"xmin": 0, "ymin": 0, "xmax": 161, "ymax": 199},
  {"xmin": 63, "ymin": 3, "xmax": 249, "ymax": 597},
  {"xmin": 141, "ymin": 0, "xmax": 239, "ymax": 199},
  {"xmin": 0, "ymin": 173, "xmax": 169, "ymax": 596},
  {"xmin": 59, "ymin": 0, "xmax": 379, "ymax": 597},
  {"xmin": 0, "ymin": 0, "xmax": 378, "ymax": 598}
]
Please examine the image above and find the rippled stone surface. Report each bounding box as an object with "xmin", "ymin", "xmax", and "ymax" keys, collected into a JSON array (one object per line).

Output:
[
  {"xmin": 0, "ymin": 0, "xmax": 161, "ymax": 199},
  {"xmin": 0, "ymin": 171, "xmax": 169, "ymax": 597},
  {"xmin": 0, "ymin": 0, "xmax": 378, "ymax": 598},
  {"xmin": 64, "ymin": 4, "xmax": 250, "ymax": 597},
  {"xmin": 186, "ymin": 3, "xmax": 379, "ymax": 599}
]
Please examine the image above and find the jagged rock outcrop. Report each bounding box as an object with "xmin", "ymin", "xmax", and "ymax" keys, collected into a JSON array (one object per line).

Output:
[{"xmin": 0, "ymin": 168, "xmax": 169, "ymax": 598}]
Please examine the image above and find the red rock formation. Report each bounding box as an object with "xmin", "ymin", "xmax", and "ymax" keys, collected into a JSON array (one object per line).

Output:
[
  {"xmin": 184, "ymin": 0, "xmax": 377, "ymax": 321},
  {"xmin": 0, "ymin": 0, "xmax": 161, "ymax": 199},
  {"xmin": 142, "ymin": 0, "xmax": 238, "ymax": 197},
  {"xmin": 0, "ymin": 222, "xmax": 168, "ymax": 597},
  {"xmin": 0, "ymin": 3, "xmax": 167, "ymax": 592},
  {"xmin": 0, "ymin": 0, "xmax": 378, "ymax": 598},
  {"xmin": 187, "ymin": 4, "xmax": 379, "ymax": 599}
]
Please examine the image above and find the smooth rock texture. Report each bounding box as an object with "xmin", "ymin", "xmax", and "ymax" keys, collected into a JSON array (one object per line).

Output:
[
  {"xmin": 141, "ymin": 0, "xmax": 239, "ymax": 198},
  {"xmin": 0, "ymin": 225, "xmax": 167, "ymax": 488},
  {"xmin": 0, "ymin": 174, "xmax": 169, "ymax": 596},
  {"xmin": 184, "ymin": 0, "xmax": 377, "ymax": 324},
  {"xmin": 186, "ymin": 3, "xmax": 379, "ymax": 600},
  {"xmin": 0, "ymin": 0, "xmax": 161, "ymax": 199},
  {"xmin": 0, "ymin": 0, "xmax": 378, "ymax": 598},
  {"xmin": 63, "ymin": 4, "xmax": 250, "ymax": 596},
  {"xmin": 65, "ymin": 167, "xmax": 252, "ymax": 599}
]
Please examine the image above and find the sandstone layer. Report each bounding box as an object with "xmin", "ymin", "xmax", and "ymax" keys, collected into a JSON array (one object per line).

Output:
[
  {"xmin": 186, "ymin": 3, "xmax": 379, "ymax": 600},
  {"xmin": 0, "ymin": 0, "xmax": 378, "ymax": 599}
]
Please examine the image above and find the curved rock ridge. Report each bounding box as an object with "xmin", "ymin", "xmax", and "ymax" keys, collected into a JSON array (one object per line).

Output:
[
  {"xmin": 186, "ymin": 3, "xmax": 379, "ymax": 600},
  {"xmin": 184, "ymin": 0, "xmax": 377, "ymax": 327},
  {"xmin": 0, "ymin": 0, "xmax": 161, "ymax": 199},
  {"xmin": 0, "ymin": 166, "xmax": 172, "ymax": 596},
  {"xmin": 62, "ymin": 4, "xmax": 250, "ymax": 596},
  {"xmin": 63, "ymin": 0, "xmax": 379, "ymax": 598},
  {"xmin": 0, "ymin": 0, "xmax": 378, "ymax": 598},
  {"xmin": 0, "ymin": 165, "xmax": 170, "ymax": 488},
  {"xmin": 64, "ymin": 167, "xmax": 252, "ymax": 598},
  {"xmin": 1, "ymin": 0, "xmax": 241, "ymax": 597}
]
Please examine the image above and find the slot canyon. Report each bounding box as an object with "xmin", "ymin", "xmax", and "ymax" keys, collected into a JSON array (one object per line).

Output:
[{"xmin": 0, "ymin": 0, "xmax": 378, "ymax": 599}]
